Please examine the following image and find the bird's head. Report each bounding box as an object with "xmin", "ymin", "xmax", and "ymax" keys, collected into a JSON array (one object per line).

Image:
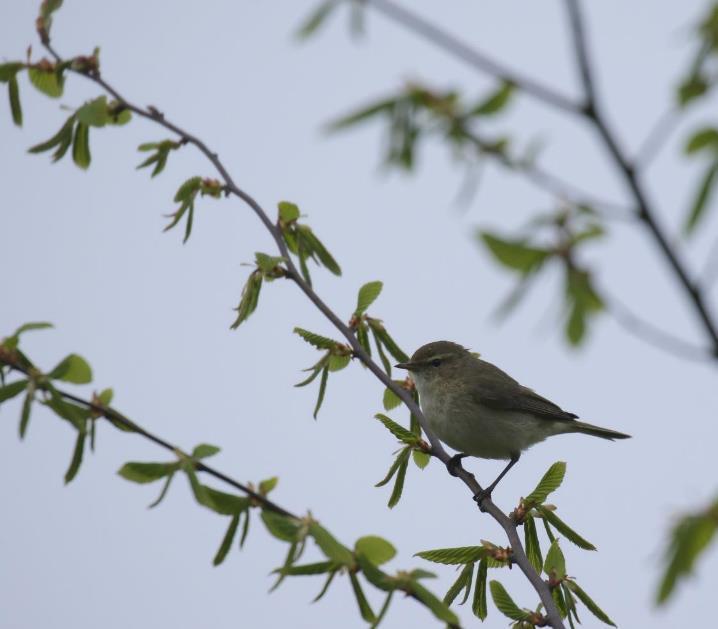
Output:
[{"xmin": 395, "ymin": 341, "xmax": 471, "ymax": 390}]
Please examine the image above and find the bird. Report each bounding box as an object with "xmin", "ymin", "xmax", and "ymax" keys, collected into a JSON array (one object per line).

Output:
[{"xmin": 395, "ymin": 341, "xmax": 631, "ymax": 501}]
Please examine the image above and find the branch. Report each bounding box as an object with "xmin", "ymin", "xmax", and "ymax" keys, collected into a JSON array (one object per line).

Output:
[
  {"xmin": 40, "ymin": 40, "xmax": 566, "ymax": 629},
  {"xmin": 563, "ymin": 0, "xmax": 718, "ymax": 359},
  {"xmin": 0, "ymin": 352, "xmax": 462, "ymax": 629},
  {"xmin": 366, "ymin": 0, "xmax": 581, "ymax": 115}
]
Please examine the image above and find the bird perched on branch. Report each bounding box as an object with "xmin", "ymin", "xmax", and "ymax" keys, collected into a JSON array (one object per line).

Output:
[{"xmin": 395, "ymin": 341, "xmax": 630, "ymax": 502}]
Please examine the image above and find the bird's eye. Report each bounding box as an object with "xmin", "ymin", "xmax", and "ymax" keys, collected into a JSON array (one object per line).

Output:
[{"xmin": 431, "ymin": 359, "xmax": 442, "ymax": 367}]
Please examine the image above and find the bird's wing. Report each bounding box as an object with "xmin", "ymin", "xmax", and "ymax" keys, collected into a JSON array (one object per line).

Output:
[{"xmin": 470, "ymin": 359, "xmax": 578, "ymax": 423}]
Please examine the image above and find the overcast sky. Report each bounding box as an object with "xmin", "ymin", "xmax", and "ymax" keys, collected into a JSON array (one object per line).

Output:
[{"xmin": 2, "ymin": 1, "xmax": 717, "ymax": 628}]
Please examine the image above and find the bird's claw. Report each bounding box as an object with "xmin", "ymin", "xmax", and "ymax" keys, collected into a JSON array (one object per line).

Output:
[{"xmin": 473, "ymin": 488, "xmax": 492, "ymax": 511}]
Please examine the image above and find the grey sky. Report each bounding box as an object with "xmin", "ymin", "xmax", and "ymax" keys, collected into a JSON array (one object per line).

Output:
[{"xmin": 2, "ymin": 1, "xmax": 717, "ymax": 627}]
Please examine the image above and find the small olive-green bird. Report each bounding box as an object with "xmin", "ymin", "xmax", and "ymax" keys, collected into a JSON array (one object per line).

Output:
[{"xmin": 396, "ymin": 341, "xmax": 630, "ymax": 498}]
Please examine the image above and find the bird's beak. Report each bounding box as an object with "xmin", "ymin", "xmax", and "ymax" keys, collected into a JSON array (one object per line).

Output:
[{"xmin": 395, "ymin": 361, "xmax": 413, "ymax": 370}]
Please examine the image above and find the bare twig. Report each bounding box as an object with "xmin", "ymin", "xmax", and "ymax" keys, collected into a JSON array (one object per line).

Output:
[
  {"xmin": 40, "ymin": 41, "xmax": 564, "ymax": 628},
  {"xmin": 366, "ymin": 0, "xmax": 581, "ymax": 115},
  {"xmin": 563, "ymin": 0, "xmax": 718, "ymax": 359},
  {"xmin": 634, "ymin": 107, "xmax": 681, "ymax": 169}
]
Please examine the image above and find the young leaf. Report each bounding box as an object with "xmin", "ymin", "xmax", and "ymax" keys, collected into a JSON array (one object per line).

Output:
[
  {"xmin": 524, "ymin": 461, "xmax": 566, "ymax": 505},
  {"xmin": 471, "ymin": 81, "xmax": 514, "ymax": 116},
  {"xmin": 277, "ymin": 561, "xmax": 334, "ymax": 576},
  {"xmin": 296, "ymin": 0, "xmax": 338, "ymax": 39},
  {"xmin": 76, "ymin": 96, "xmax": 109, "ymax": 127},
  {"xmin": 480, "ymin": 232, "xmax": 550, "ymax": 275},
  {"xmin": 278, "ymin": 200, "xmax": 300, "ymax": 222},
  {"xmin": 0, "ymin": 379, "xmax": 28, "ymax": 404},
  {"xmin": 374, "ymin": 413, "xmax": 417, "ymax": 445},
  {"xmin": 19, "ymin": 382, "xmax": 35, "ymax": 439},
  {"xmin": 259, "ymin": 476, "xmax": 278, "ymax": 495},
  {"xmin": 684, "ymin": 160, "xmax": 718, "ymax": 235},
  {"xmin": 203, "ymin": 487, "xmax": 250, "ymax": 516},
  {"xmin": 372, "ymin": 590, "xmax": 394, "ymax": 628},
  {"xmin": 309, "ymin": 523, "xmax": 354, "ymax": 566},
  {"xmin": 472, "ymin": 559, "xmax": 488, "ymax": 619},
  {"xmin": 415, "ymin": 546, "xmax": 488, "ymax": 566},
  {"xmin": 375, "ymin": 446, "xmax": 410, "ymax": 487},
  {"xmin": 64, "ymin": 430, "xmax": 86, "ymax": 484},
  {"xmin": 488, "ymin": 580, "xmax": 529, "ymax": 621},
  {"xmin": 183, "ymin": 463, "xmax": 217, "ymax": 510},
  {"xmin": 412, "ymin": 449, "xmax": 430, "ymax": 470},
  {"xmin": 28, "ymin": 66, "xmax": 64, "ymax": 98},
  {"xmin": 312, "ymin": 569, "xmax": 338, "ymax": 602},
  {"xmin": 293, "ymin": 327, "xmax": 338, "ymax": 350},
  {"xmin": 409, "ymin": 581, "xmax": 459, "ymax": 625},
  {"xmin": 148, "ymin": 472, "xmax": 174, "ymax": 508},
  {"xmin": 443, "ymin": 562, "xmax": 474, "ymax": 606},
  {"xmin": 355, "ymin": 536, "xmax": 396, "ymax": 566},
  {"xmin": 543, "ymin": 539, "xmax": 567, "ymax": 580},
  {"xmin": 49, "ymin": 354, "xmax": 93, "ymax": 384},
  {"xmin": 536, "ymin": 505, "xmax": 596, "ymax": 550},
  {"xmin": 261, "ymin": 510, "xmax": 300, "ymax": 542},
  {"xmin": 367, "ymin": 321, "xmax": 408, "ymax": 362},
  {"xmin": 349, "ymin": 573, "xmax": 376, "ymax": 623},
  {"xmin": 566, "ymin": 581, "xmax": 616, "ymax": 626},
  {"xmin": 118, "ymin": 461, "xmax": 177, "ymax": 483},
  {"xmin": 192, "ymin": 443, "xmax": 220, "ymax": 459},
  {"xmin": 382, "ymin": 386, "xmax": 401, "ymax": 411},
  {"xmin": 327, "ymin": 353, "xmax": 350, "ymax": 372},
  {"xmin": 72, "ymin": 122, "xmax": 91, "ymax": 169},
  {"xmin": 313, "ymin": 364, "xmax": 329, "ymax": 418},
  {"xmin": 298, "ymin": 225, "xmax": 341, "ymax": 275},
  {"xmin": 213, "ymin": 513, "xmax": 240, "ymax": 566},
  {"xmin": 230, "ymin": 271, "xmax": 262, "ymax": 329},
  {"xmin": 28, "ymin": 114, "xmax": 75, "ymax": 158},
  {"xmin": 523, "ymin": 515, "xmax": 543, "ymax": 573},
  {"xmin": 684, "ymin": 127, "xmax": 718, "ymax": 154},
  {"xmin": 355, "ymin": 281, "xmax": 383, "ymax": 315},
  {"xmin": 8, "ymin": 75, "xmax": 22, "ymax": 126}
]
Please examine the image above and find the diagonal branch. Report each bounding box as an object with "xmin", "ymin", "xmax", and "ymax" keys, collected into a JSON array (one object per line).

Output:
[
  {"xmin": 40, "ymin": 40, "xmax": 565, "ymax": 629},
  {"xmin": 366, "ymin": 0, "xmax": 581, "ymax": 114},
  {"xmin": 0, "ymin": 355, "xmax": 460, "ymax": 628},
  {"xmin": 562, "ymin": 0, "xmax": 718, "ymax": 359}
]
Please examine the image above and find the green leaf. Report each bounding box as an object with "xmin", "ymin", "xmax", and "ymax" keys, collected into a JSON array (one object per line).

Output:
[
  {"xmin": 536, "ymin": 505, "xmax": 596, "ymax": 550},
  {"xmin": 49, "ymin": 353, "xmax": 93, "ymax": 384},
  {"xmin": 657, "ymin": 496, "xmax": 718, "ymax": 604},
  {"xmin": 298, "ymin": 225, "xmax": 342, "ymax": 275},
  {"xmin": 148, "ymin": 472, "xmax": 174, "ymax": 508},
  {"xmin": 28, "ymin": 66, "xmax": 63, "ymax": 98},
  {"xmin": 382, "ymin": 386, "xmax": 401, "ymax": 411},
  {"xmin": 566, "ymin": 581, "xmax": 616, "ymax": 626},
  {"xmin": 255, "ymin": 252, "xmax": 285, "ymax": 274},
  {"xmin": 372, "ymin": 591, "xmax": 394, "ymax": 628},
  {"xmin": 13, "ymin": 321, "xmax": 53, "ymax": 336},
  {"xmin": 183, "ymin": 463, "xmax": 217, "ymax": 510},
  {"xmin": 524, "ymin": 461, "xmax": 566, "ymax": 505},
  {"xmin": 118, "ymin": 461, "xmax": 177, "ymax": 483},
  {"xmin": 312, "ymin": 569, "xmax": 338, "ymax": 602},
  {"xmin": 64, "ymin": 430, "xmax": 86, "ymax": 484},
  {"xmin": 684, "ymin": 127, "xmax": 718, "ymax": 154},
  {"xmin": 471, "ymin": 81, "xmax": 514, "ymax": 116},
  {"xmin": 543, "ymin": 539, "xmax": 566, "ymax": 580},
  {"xmin": 565, "ymin": 268, "xmax": 603, "ymax": 346},
  {"xmin": 296, "ymin": 0, "xmax": 338, "ymax": 39},
  {"xmin": 19, "ymin": 383, "xmax": 35, "ymax": 439},
  {"xmin": 72, "ymin": 122, "xmax": 91, "ymax": 169},
  {"xmin": 312, "ymin": 364, "xmax": 329, "ymax": 418},
  {"xmin": 309, "ymin": 523, "xmax": 354, "ymax": 566},
  {"xmin": 443, "ymin": 562, "xmax": 474, "ymax": 606},
  {"xmin": 213, "ymin": 513, "xmax": 240, "ymax": 566},
  {"xmin": 523, "ymin": 515, "xmax": 543, "ymax": 573},
  {"xmin": 259, "ymin": 476, "xmax": 278, "ymax": 495},
  {"xmin": 355, "ymin": 281, "xmax": 383, "ymax": 315},
  {"xmin": 327, "ymin": 353, "xmax": 350, "ymax": 372},
  {"xmin": 488, "ymin": 580, "xmax": 529, "ymax": 621},
  {"xmin": 684, "ymin": 160, "xmax": 718, "ymax": 235},
  {"xmin": 355, "ymin": 554, "xmax": 395, "ymax": 592},
  {"xmin": 410, "ymin": 581, "xmax": 459, "ymax": 625},
  {"xmin": 415, "ymin": 546, "xmax": 488, "ymax": 566},
  {"xmin": 375, "ymin": 446, "xmax": 411, "ymax": 488},
  {"xmin": 374, "ymin": 413, "xmax": 417, "ymax": 445},
  {"xmin": 261, "ymin": 510, "xmax": 300, "ymax": 542},
  {"xmin": 230, "ymin": 271, "xmax": 262, "ymax": 329},
  {"xmin": 201, "ymin": 487, "xmax": 250, "ymax": 516},
  {"xmin": 0, "ymin": 379, "xmax": 28, "ymax": 403},
  {"xmin": 0, "ymin": 62, "xmax": 25, "ymax": 82},
  {"xmin": 278, "ymin": 561, "xmax": 334, "ymax": 576},
  {"xmin": 192, "ymin": 443, "xmax": 220, "ymax": 459},
  {"xmin": 480, "ymin": 232, "xmax": 550, "ymax": 275},
  {"xmin": 678, "ymin": 75, "xmax": 708, "ymax": 107},
  {"xmin": 28, "ymin": 115, "xmax": 75, "ymax": 157},
  {"xmin": 76, "ymin": 96, "xmax": 109, "ymax": 127},
  {"xmin": 412, "ymin": 449, "xmax": 430, "ymax": 470},
  {"xmin": 367, "ymin": 321, "xmax": 409, "ymax": 363},
  {"xmin": 44, "ymin": 393, "xmax": 89, "ymax": 430},
  {"xmin": 355, "ymin": 536, "xmax": 396, "ymax": 565},
  {"xmin": 328, "ymin": 97, "xmax": 398, "ymax": 132},
  {"xmin": 472, "ymin": 559, "xmax": 488, "ymax": 619},
  {"xmin": 8, "ymin": 75, "xmax": 22, "ymax": 126},
  {"xmin": 278, "ymin": 200, "xmax": 300, "ymax": 222},
  {"xmin": 293, "ymin": 327, "xmax": 338, "ymax": 350},
  {"xmin": 349, "ymin": 572, "xmax": 376, "ymax": 622}
]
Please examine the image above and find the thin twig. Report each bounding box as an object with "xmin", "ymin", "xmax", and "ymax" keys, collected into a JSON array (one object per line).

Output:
[
  {"xmin": 563, "ymin": 0, "xmax": 718, "ymax": 359},
  {"xmin": 603, "ymin": 293, "xmax": 712, "ymax": 363},
  {"xmin": 634, "ymin": 107, "xmax": 681, "ymax": 169},
  {"xmin": 40, "ymin": 41, "xmax": 563, "ymax": 628},
  {"xmin": 366, "ymin": 0, "xmax": 581, "ymax": 115}
]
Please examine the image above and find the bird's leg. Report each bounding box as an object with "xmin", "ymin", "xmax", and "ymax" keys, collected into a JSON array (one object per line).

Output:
[
  {"xmin": 473, "ymin": 453, "xmax": 520, "ymax": 506},
  {"xmin": 446, "ymin": 453, "xmax": 469, "ymax": 477}
]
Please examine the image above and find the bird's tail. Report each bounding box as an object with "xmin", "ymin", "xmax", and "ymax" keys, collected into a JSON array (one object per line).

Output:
[{"xmin": 570, "ymin": 421, "xmax": 631, "ymax": 441}]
